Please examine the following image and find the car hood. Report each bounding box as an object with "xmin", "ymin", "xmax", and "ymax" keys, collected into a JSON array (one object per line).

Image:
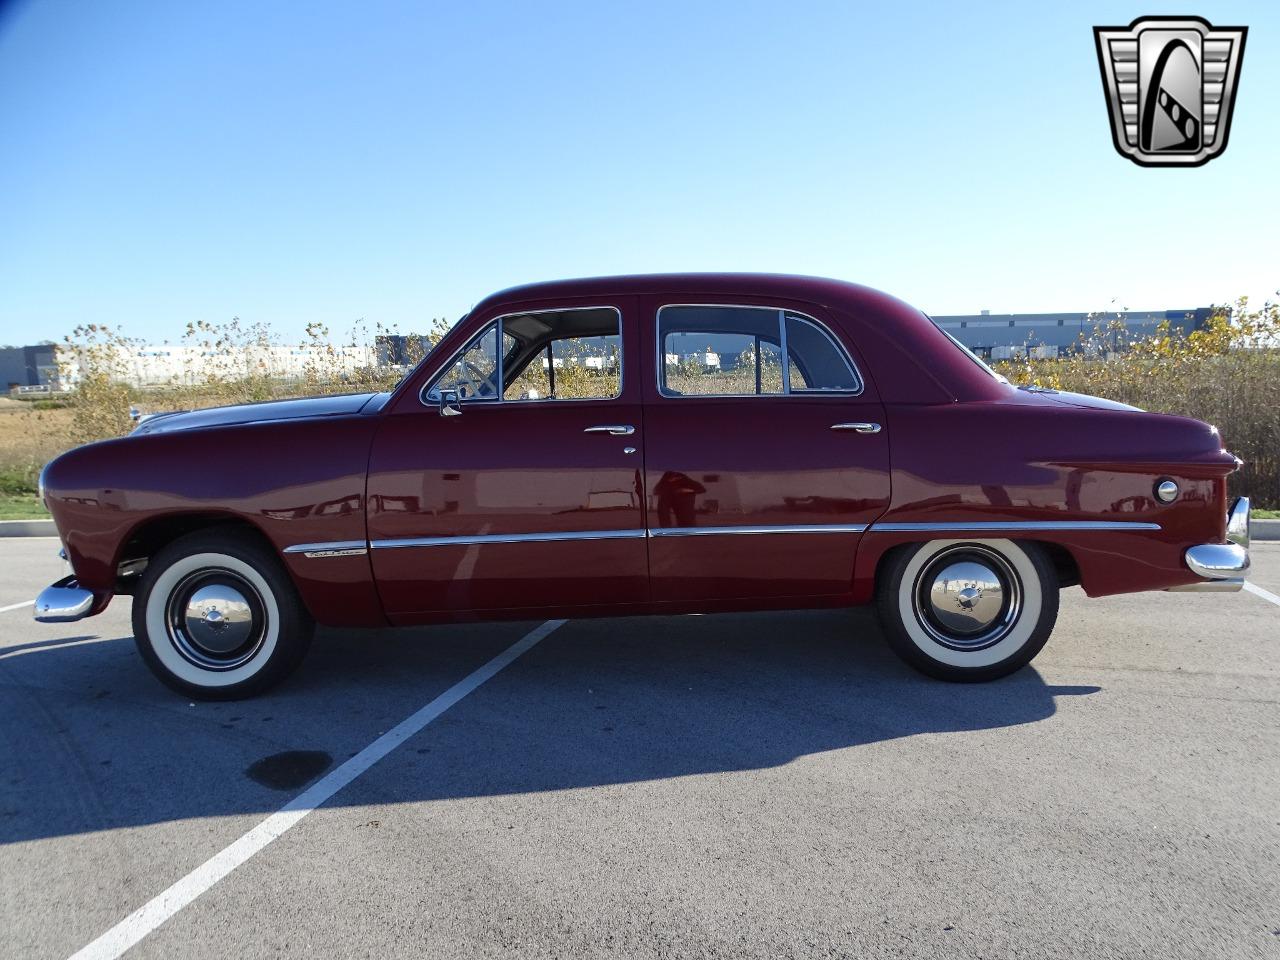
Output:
[{"xmin": 130, "ymin": 392, "xmax": 390, "ymax": 436}]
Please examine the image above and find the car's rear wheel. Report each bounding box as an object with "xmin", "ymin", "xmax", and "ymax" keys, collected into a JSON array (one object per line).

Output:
[
  {"xmin": 876, "ymin": 538, "xmax": 1059, "ymax": 682},
  {"xmin": 132, "ymin": 530, "xmax": 314, "ymax": 700}
]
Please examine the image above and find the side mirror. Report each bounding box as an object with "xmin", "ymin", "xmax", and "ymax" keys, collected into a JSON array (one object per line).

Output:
[{"xmin": 439, "ymin": 389, "xmax": 462, "ymax": 417}]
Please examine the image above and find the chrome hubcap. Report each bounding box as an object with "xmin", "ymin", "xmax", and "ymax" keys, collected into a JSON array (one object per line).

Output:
[
  {"xmin": 913, "ymin": 546, "xmax": 1022, "ymax": 651},
  {"xmin": 184, "ymin": 584, "xmax": 255, "ymax": 654},
  {"xmin": 928, "ymin": 561, "xmax": 1005, "ymax": 635},
  {"xmin": 166, "ymin": 571, "xmax": 267, "ymax": 670}
]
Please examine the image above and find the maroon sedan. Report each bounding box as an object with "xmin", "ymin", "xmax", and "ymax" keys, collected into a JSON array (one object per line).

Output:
[{"xmin": 35, "ymin": 274, "xmax": 1251, "ymax": 698}]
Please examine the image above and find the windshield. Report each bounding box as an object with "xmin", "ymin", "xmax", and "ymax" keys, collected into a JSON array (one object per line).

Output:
[{"xmin": 925, "ymin": 314, "xmax": 1010, "ymax": 385}]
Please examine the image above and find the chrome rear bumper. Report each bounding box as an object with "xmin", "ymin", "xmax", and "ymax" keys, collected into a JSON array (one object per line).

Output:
[
  {"xmin": 1168, "ymin": 497, "xmax": 1250, "ymax": 593},
  {"xmin": 34, "ymin": 575, "xmax": 95, "ymax": 623}
]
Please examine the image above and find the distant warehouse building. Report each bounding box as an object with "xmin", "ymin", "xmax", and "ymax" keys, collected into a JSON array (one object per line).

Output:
[
  {"xmin": 932, "ymin": 308, "xmax": 1214, "ymax": 360},
  {"xmin": 0, "ymin": 343, "xmax": 58, "ymax": 390}
]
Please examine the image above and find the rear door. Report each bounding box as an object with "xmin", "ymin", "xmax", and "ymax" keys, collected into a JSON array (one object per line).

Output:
[
  {"xmin": 367, "ymin": 297, "xmax": 648, "ymax": 619},
  {"xmin": 640, "ymin": 296, "xmax": 890, "ymax": 602}
]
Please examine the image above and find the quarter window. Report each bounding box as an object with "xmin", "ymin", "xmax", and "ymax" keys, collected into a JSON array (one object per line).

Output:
[
  {"xmin": 658, "ymin": 305, "xmax": 861, "ymax": 397},
  {"xmin": 426, "ymin": 324, "xmax": 503, "ymax": 401}
]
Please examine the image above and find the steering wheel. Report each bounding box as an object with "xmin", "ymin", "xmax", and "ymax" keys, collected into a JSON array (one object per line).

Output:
[{"xmin": 455, "ymin": 358, "xmax": 498, "ymax": 400}]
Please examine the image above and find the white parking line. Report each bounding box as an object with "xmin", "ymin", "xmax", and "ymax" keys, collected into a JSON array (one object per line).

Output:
[
  {"xmin": 0, "ymin": 599, "xmax": 33, "ymax": 614},
  {"xmin": 1244, "ymin": 581, "xmax": 1280, "ymax": 609},
  {"xmin": 0, "ymin": 636, "xmax": 117, "ymax": 659},
  {"xmin": 66, "ymin": 618, "xmax": 566, "ymax": 960}
]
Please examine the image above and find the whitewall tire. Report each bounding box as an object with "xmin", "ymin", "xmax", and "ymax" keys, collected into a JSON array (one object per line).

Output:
[
  {"xmin": 133, "ymin": 530, "xmax": 314, "ymax": 699},
  {"xmin": 876, "ymin": 539, "xmax": 1059, "ymax": 682}
]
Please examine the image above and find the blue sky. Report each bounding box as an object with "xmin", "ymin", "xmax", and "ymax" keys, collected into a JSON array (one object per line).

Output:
[{"xmin": 0, "ymin": 0, "xmax": 1275, "ymax": 345}]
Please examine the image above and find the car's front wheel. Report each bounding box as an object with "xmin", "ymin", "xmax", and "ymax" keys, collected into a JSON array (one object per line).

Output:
[
  {"xmin": 132, "ymin": 530, "xmax": 314, "ymax": 700},
  {"xmin": 876, "ymin": 538, "xmax": 1059, "ymax": 682}
]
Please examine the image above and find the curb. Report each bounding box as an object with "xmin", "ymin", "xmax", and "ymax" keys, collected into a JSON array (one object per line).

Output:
[
  {"xmin": 0, "ymin": 518, "xmax": 56, "ymax": 538},
  {"xmin": 1256, "ymin": 518, "xmax": 1280, "ymax": 542}
]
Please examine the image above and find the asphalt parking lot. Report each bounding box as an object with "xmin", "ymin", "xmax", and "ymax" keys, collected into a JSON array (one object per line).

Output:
[{"xmin": 2, "ymin": 537, "xmax": 1277, "ymax": 960}]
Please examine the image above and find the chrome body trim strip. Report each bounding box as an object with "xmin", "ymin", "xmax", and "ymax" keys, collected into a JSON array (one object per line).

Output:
[
  {"xmin": 362, "ymin": 519, "xmax": 1170, "ymax": 552},
  {"xmin": 649, "ymin": 524, "xmax": 867, "ymax": 537},
  {"xmin": 368, "ymin": 524, "xmax": 871, "ymax": 550},
  {"xmin": 283, "ymin": 541, "xmax": 369, "ymax": 558},
  {"xmin": 868, "ymin": 521, "xmax": 1163, "ymax": 532},
  {"xmin": 370, "ymin": 529, "xmax": 648, "ymax": 549}
]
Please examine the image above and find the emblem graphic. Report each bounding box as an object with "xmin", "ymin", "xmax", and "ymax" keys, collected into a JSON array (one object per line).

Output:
[{"xmin": 1094, "ymin": 16, "xmax": 1247, "ymax": 167}]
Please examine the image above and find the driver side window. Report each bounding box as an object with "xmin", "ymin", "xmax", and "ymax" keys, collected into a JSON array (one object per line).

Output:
[{"xmin": 424, "ymin": 307, "xmax": 622, "ymax": 405}]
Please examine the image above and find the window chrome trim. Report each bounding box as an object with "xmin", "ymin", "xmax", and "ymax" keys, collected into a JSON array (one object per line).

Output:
[
  {"xmin": 867, "ymin": 520, "xmax": 1162, "ymax": 533},
  {"xmin": 649, "ymin": 524, "xmax": 867, "ymax": 537},
  {"xmin": 778, "ymin": 308, "xmax": 792, "ymax": 394},
  {"xmin": 655, "ymin": 303, "xmax": 864, "ymax": 399},
  {"xmin": 282, "ymin": 541, "xmax": 369, "ymax": 558},
  {"xmin": 370, "ymin": 529, "xmax": 648, "ymax": 549},
  {"xmin": 418, "ymin": 305, "xmax": 624, "ymax": 408}
]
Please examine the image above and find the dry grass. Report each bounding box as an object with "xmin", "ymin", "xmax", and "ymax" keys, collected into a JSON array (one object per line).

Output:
[{"xmin": 0, "ymin": 403, "xmax": 73, "ymax": 489}]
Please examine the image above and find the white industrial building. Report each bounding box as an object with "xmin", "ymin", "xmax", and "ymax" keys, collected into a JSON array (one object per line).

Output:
[{"xmin": 56, "ymin": 342, "xmax": 378, "ymax": 388}]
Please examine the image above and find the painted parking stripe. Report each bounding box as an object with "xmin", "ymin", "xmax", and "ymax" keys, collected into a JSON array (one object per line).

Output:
[
  {"xmin": 0, "ymin": 599, "xmax": 33, "ymax": 614},
  {"xmin": 66, "ymin": 618, "xmax": 566, "ymax": 960},
  {"xmin": 1244, "ymin": 581, "xmax": 1280, "ymax": 609}
]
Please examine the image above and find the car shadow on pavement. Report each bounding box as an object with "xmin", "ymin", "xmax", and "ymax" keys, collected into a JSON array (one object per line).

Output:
[{"xmin": 0, "ymin": 607, "xmax": 1098, "ymax": 844}]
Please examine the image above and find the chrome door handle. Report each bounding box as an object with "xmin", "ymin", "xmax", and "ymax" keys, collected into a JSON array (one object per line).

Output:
[
  {"xmin": 584, "ymin": 424, "xmax": 635, "ymax": 436},
  {"xmin": 831, "ymin": 422, "xmax": 882, "ymax": 434}
]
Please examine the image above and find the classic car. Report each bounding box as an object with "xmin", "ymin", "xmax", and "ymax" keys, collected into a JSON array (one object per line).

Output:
[{"xmin": 35, "ymin": 274, "xmax": 1251, "ymax": 698}]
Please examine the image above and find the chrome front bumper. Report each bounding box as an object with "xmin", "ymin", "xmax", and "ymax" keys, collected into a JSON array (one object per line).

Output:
[
  {"xmin": 34, "ymin": 575, "xmax": 95, "ymax": 623},
  {"xmin": 1168, "ymin": 497, "xmax": 1250, "ymax": 593}
]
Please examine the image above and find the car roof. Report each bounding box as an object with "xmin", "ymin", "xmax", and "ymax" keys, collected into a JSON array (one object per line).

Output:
[
  {"xmin": 409, "ymin": 272, "xmax": 1011, "ymax": 407},
  {"xmin": 473, "ymin": 273, "xmax": 918, "ymax": 316}
]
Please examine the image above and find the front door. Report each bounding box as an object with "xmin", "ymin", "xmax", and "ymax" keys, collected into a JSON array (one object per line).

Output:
[
  {"xmin": 368, "ymin": 298, "xmax": 647, "ymax": 619},
  {"xmin": 640, "ymin": 298, "xmax": 891, "ymax": 602}
]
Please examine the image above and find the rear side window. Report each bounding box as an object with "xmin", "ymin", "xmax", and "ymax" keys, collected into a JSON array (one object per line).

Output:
[{"xmin": 658, "ymin": 305, "xmax": 861, "ymax": 397}]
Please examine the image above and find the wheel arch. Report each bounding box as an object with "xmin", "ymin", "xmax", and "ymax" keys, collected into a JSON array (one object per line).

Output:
[
  {"xmin": 867, "ymin": 536, "xmax": 1080, "ymax": 596},
  {"xmin": 115, "ymin": 513, "xmax": 277, "ymax": 594}
]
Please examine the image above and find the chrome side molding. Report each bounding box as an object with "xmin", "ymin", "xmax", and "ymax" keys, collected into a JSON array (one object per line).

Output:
[
  {"xmin": 868, "ymin": 520, "xmax": 1162, "ymax": 532},
  {"xmin": 371, "ymin": 529, "xmax": 648, "ymax": 550},
  {"xmin": 364, "ymin": 524, "xmax": 868, "ymax": 550},
  {"xmin": 649, "ymin": 524, "xmax": 867, "ymax": 537},
  {"xmin": 333, "ymin": 519, "xmax": 1180, "ymax": 554}
]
